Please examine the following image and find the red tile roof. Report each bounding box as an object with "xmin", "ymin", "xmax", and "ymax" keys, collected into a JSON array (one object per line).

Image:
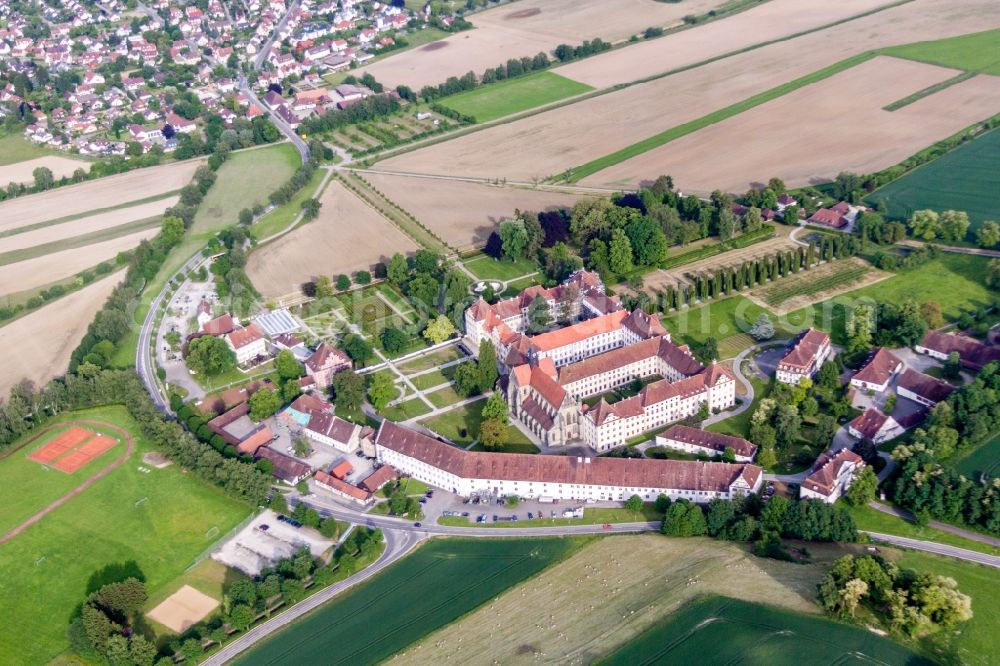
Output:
[
  {"xmin": 330, "ymin": 459, "xmax": 353, "ymax": 479},
  {"xmin": 896, "ymin": 368, "xmax": 955, "ymax": 404},
  {"xmin": 202, "ymin": 313, "xmax": 236, "ymax": 336},
  {"xmin": 779, "ymin": 328, "xmax": 829, "ymax": 372},
  {"xmin": 255, "ymin": 447, "xmax": 311, "ymax": 483},
  {"xmin": 305, "ymin": 342, "xmax": 352, "ymax": 372},
  {"xmin": 803, "ymin": 449, "xmax": 862, "ymax": 497},
  {"xmin": 376, "ymin": 421, "xmax": 761, "ymax": 492},
  {"xmin": 237, "ymin": 426, "xmax": 274, "ymax": 455},
  {"xmin": 920, "ymin": 330, "xmax": 1000, "ymax": 370},
  {"xmin": 852, "ymin": 348, "xmax": 902, "ymax": 386},
  {"xmin": 659, "ymin": 424, "xmax": 757, "ymax": 458},
  {"xmin": 359, "ymin": 465, "xmax": 397, "ymax": 493},
  {"xmin": 226, "ymin": 323, "xmax": 264, "ymax": 350},
  {"xmin": 527, "ymin": 310, "xmax": 629, "ymax": 352},
  {"xmin": 314, "ymin": 471, "xmax": 370, "ymax": 501},
  {"xmin": 849, "ymin": 408, "xmax": 892, "ymax": 440}
]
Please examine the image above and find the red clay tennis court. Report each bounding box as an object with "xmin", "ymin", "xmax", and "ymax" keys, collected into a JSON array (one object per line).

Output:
[
  {"xmin": 28, "ymin": 426, "xmax": 93, "ymax": 464},
  {"xmin": 53, "ymin": 434, "xmax": 118, "ymax": 473}
]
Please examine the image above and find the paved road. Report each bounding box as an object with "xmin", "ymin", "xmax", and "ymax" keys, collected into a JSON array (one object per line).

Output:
[
  {"xmin": 865, "ymin": 532, "xmax": 1000, "ymax": 568},
  {"xmin": 253, "ymin": 0, "xmax": 301, "ymax": 71},
  {"xmin": 899, "ymin": 239, "xmax": 1000, "ymax": 258},
  {"xmin": 201, "ymin": 528, "xmax": 425, "ymax": 666},
  {"xmin": 869, "ymin": 500, "xmax": 1000, "ymax": 548},
  {"xmin": 703, "ymin": 340, "xmax": 785, "ymax": 428},
  {"xmin": 136, "ymin": 252, "xmax": 206, "ymax": 412}
]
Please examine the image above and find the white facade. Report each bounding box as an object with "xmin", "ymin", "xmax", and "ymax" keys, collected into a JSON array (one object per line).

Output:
[
  {"xmin": 375, "ymin": 437, "xmax": 761, "ymax": 503},
  {"xmin": 227, "ymin": 336, "xmax": 267, "ymax": 365},
  {"xmin": 655, "ymin": 434, "xmax": 755, "ymax": 463}
]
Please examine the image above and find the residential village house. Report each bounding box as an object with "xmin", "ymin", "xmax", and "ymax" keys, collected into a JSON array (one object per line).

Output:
[{"xmin": 775, "ymin": 328, "xmax": 831, "ymax": 385}]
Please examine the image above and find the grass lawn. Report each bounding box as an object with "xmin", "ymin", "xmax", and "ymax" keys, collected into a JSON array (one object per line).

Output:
[
  {"xmin": 144, "ymin": 558, "xmax": 244, "ymax": 638},
  {"xmin": 409, "ymin": 365, "xmax": 457, "ymax": 391},
  {"xmin": 439, "ymin": 71, "xmax": 593, "ymax": 123},
  {"xmin": 463, "ymin": 254, "xmax": 540, "ymax": 282},
  {"xmin": 0, "ymin": 421, "xmax": 129, "ymax": 535},
  {"xmin": 707, "ymin": 374, "xmax": 768, "ymax": 440},
  {"xmin": 381, "ymin": 397, "xmax": 432, "ymax": 422},
  {"xmin": 250, "ymin": 167, "xmax": 329, "ymax": 241},
  {"xmin": 192, "ymin": 144, "xmax": 298, "ymax": 236},
  {"xmin": 952, "ymin": 431, "xmax": 1000, "ymax": 478},
  {"xmin": 425, "ymin": 385, "xmax": 466, "ymax": 409},
  {"xmin": 469, "ymin": 437, "xmax": 539, "ymax": 454},
  {"xmin": 864, "ymin": 127, "xmax": 1000, "ymax": 228},
  {"xmin": 438, "ymin": 504, "xmax": 663, "ymax": 528},
  {"xmin": 0, "ymin": 131, "xmax": 65, "ymax": 166},
  {"xmin": 397, "ymin": 345, "xmax": 465, "ymax": 374},
  {"xmin": 195, "ymin": 360, "xmax": 275, "ymax": 392},
  {"xmin": 896, "ymin": 551, "xmax": 1000, "ymax": 665},
  {"xmin": 848, "ymin": 504, "xmax": 1000, "ymax": 557},
  {"xmin": 420, "ymin": 400, "xmax": 486, "ymax": 445},
  {"xmin": 505, "ymin": 274, "xmax": 543, "ymax": 293},
  {"xmin": 664, "ymin": 296, "xmax": 790, "ymax": 347},
  {"xmin": 234, "ymin": 538, "xmax": 581, "ymax": 666},
  {"xmin": 0, "ymin": 406, "xmax": 250, "ymax": 665},
  {"xmin": 789, "ymin": 254, "xmax": 995, "ymax": 344},
  {"xmin": 398, "ymin": 477, "xmax": 431, "ymax": 496},
  {"xmin": 880, "ymin": 28, "xmax": 1000, "ymax": 75}
]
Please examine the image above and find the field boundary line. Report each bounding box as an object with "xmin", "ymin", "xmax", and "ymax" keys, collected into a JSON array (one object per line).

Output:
[
  {"xmin": 0, "ymin": 190, "xmax": 179, "ymax": 239},
  {"xmin": 0, "ymin": 215, "xmax": 162, "ymax": 268},
  {"xmin": 883, "ymin": 71, "xmax": 977, "ymax": 111},
  {"xmin": 0, "ymin": 419, "xmax": 134, "ymax": 546},
  {"xmin": 367, "ymin": 0, "xmax": 913, "ymax": 170}
]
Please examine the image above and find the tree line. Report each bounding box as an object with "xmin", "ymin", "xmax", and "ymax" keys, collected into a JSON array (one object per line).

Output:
[
  {"xmin": 69, "ymin": 163, "xmax": 219, "ymax": 376},
  {"xmin": 890, "ymin": 361, "xmax": 1000, "ymax": 535}
]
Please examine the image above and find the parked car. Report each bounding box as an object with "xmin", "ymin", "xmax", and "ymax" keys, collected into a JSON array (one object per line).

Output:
[
  {"xmin": 414, "ymin": 522, "xmax": 421, "ymax": 528},
  {"xmin": 419, "ymin": 497, "xmax": 427, "ymax": 504},
  {"xmin": 527, "ymin": 512, "xmax": 534, "ymax": 519},
  {"xmin": 258, "ymin": 524, "xmax": 270, "ymax": 531},
  {"xmin": 603, "ymin": 523, "xmax": 612, "ymax": 530}
]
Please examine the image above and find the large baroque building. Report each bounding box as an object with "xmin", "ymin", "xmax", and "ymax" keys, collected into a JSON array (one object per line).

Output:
[
  {"xmin": 375, "ymin": 421, "xmax": 762, "ymax": 502},
  {"xmin": 465, "ymin": 271, "xmax": 737, "ymax": 451}
]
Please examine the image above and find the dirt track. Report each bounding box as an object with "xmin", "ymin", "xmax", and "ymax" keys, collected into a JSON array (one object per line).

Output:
[
  {"xmin": 358, "ymin": 0, "xmax": 722, "ymax": 89},
  {"xmin": 586, "ymin": 57, "xmax": 1000, "ymax": 192},
  {"xmin": 361, "ymin": 172, "xmax": 590, "ymax": 249},
  {"xmin": 247, "ymin": 179, "xmax": 418, "ymax": 298},
  {"xmin": 378, "ymin": 0, "xmax": 1000, "ymax": 184},
  {"xmin": 0, "ymin": 419, "xmax": 134, "ymax": 545}
]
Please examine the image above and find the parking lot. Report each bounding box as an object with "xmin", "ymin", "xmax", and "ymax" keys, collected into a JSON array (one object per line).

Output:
[
  {"xmin": 212, "ymin": 509, "xmax": 337, "ymax": 576},
  {"xmin": 413, "ymin": 488, "xmax": 625, "ymax": 526}
]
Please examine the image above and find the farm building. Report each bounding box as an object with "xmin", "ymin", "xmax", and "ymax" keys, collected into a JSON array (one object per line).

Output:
[
  {"xmin": 654, "ymin": 425, "xmax": 757, "ymax": 462},
  {"xmin": 916, "ymin": 330, "xmax": 1000, "ymax": 370},
  {"xmin": 849, "ymin": 348, "xmax": 903, "ymax": 394},
  {"xmin": 896, "ymin": 368, "xmax": 955, "ymax": 407},
  {"xmin": 848, "ymin": 408, "xmax": 903, "ymax": 445}
]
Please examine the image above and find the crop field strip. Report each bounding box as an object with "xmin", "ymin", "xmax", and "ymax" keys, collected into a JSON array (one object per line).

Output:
[
  {"xmin": 599, "ymin": 596, "xmax": 928, "ymax": 665},
  {"xmin": 883, "ymin": 71, "xmax": 977, "ymax": 110},
  {"xmin": 0, "ymin": 190, "xmax": 178, "ymax": 240},
  {"xmin": 234, "ymin": 538, "xmax": 578, "ymax": 666},
  {"xmin": 865, "ymin": 125, "xmax": 1000, "ymax": 226},
  {"xmin": 369, "ymin": 0, "xmax": 917, "ymax": 172},
  {"xmin": 438, "ymin": 71, "xmax": 594, "ymax": 123},
  {"xmin": 759, "ymin": 262, "xmax": 871, "ymax": 306},
  {"xmin": 0, "ymin": 215, "xmax": 161, "ymax": 267}
]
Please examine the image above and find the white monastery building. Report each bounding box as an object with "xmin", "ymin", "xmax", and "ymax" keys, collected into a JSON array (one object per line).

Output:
[
  {"xmin": 776, "ymin": 328, "xmax": 831, "ymax": 385},
  {"xmin": 375, "ymin": 421, "xmax": 763, "ymax": 502}
]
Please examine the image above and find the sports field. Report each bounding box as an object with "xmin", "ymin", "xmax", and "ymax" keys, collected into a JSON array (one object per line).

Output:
[
  {"xmin": 0, "ymin": 406, "xmax": 250, "ymax": 665},
  {"xmin": 438, "ymin": 72, "xmax": 593, "ymax": 122},
  {"xmin": 881, "ymin": 28, "xmax": 1000, "ymax": 75},
  {"xmin": 599, "ymin": 595, "xmax": 930, "ymax": 665},
  {"xmin": 865, "ymin": 127, "xmax": 1000, "ymax": 227},
  {"xmin": 235, "ymin": 538, "xmax": 580, "ymax": 665},
  {"xmin": 954, "ymin": 432, "xmax": 1000, "ymax": 478}
]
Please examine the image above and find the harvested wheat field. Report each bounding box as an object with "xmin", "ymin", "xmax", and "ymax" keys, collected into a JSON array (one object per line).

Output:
[
  {"xmin": 0, "ymin": 228, "xmax": 156, "ymax": 295},
  {"xmin": 747, "ymin": 257, "xmax": 892, "ymax": 316},
  {"xmin": 0, "ymin": 159, "xmax": 203, "ymax": 234},
  {"xmin": 586, "ymin": 57, "xmax": 1000, "ymax": 192},
  {"xmin": 557, "ymin": 0, "xmax": 890, "ymax": 88},
  {"xmin": 0, "ymin": 197, "xmax": 175, "ymax": 254},
  {"xmin": 361, "ymin": 172, "xmax": 590, "ymax": 249},
  {"xmin": 0, "ymin": 155, "xmax": 90, "ymax": 186},
  {"xmin": 380, "ymin": 0, "xmax": 1000, "ymax": 183},
  {"xmin": 247, "ymin": 179, "xmax": 418, "ymax": 298},
  {"xmin": 359, "ymin": 0, "xmax": 722, "ymax": 90},
  {"xmin": 0, "ymin": 270, "xmax": 123, "ymax": 397},
  {"xmin": 393, "ymin": 535, "xmax": 824, "ymax": 666}
]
